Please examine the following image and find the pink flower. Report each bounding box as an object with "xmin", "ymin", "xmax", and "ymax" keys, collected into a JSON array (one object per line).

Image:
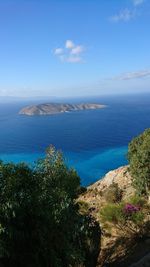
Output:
[{"xmin": 123, "ymin": 203, "xmax": 140, "ymax": 214}]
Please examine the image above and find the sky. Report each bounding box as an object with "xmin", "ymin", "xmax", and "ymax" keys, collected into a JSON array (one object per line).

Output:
[{"xmin": 0, "ymin": 0, "xmax": 150, "ymax": 97}]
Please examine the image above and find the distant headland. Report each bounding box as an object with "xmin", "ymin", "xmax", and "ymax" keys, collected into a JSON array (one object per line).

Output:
[{"xmin": 19, "ymin": 103, "xmax": 106, "ymax": 116}]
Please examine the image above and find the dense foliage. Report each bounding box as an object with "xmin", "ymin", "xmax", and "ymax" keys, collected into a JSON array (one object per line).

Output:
[
  {"xmin": 128, "ymin": 128, "xmax": 150, "ymax": 196},
  {"xmin": 0, "ymin": 146, "xmax": 100, "ymax": 267}
]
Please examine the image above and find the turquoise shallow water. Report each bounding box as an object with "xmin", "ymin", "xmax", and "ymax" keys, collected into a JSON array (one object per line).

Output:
[
  {"xmin": 0, "ymin": 146, "xmax": 128, "ymax": 184},
  {"xmin": 0, "ymin": 94, "xmax": 150, "ymax": 185},
  {"xmin": 65, "ymin": 146, "xmax": 128, "ymax": 184}
]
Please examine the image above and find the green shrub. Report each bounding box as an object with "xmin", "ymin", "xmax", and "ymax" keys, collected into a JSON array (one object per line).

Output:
[
  {"xmin": 100, "ymin": 198, "xmax": 146, "ymax": 236},
  {"xmin": 131, "ymin": 211, "xmax": 144, "ymax": 225},
  {"xmin": 128, "ymin": 128, "xmax": 150, "ymax": 196},
  {"xmin": 129, "ymin": 195, "xmax": 146, "ymax": 207},
  {"xmin": 100, "ymin": 203, "xmax": 124, "ymax": 225},
  {"xmin": 103, "ymin": 183, "xmax": 123, "ymax": 203}
]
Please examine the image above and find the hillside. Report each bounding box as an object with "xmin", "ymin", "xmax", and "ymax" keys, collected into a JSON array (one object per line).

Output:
[
  {"xmin": 79, "ymin": 166, "xmax": 150, "ymax": 267},
  {"xmin": 79, "ymin": 166, "xmax": 135, "ymax": 222}
]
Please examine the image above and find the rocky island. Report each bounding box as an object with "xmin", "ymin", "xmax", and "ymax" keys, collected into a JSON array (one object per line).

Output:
[{"xmin": 19, "ymin": 103, "xmax": 106, "ymax": 116}]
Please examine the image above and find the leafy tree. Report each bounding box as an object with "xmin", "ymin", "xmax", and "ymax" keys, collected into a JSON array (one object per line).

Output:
[
  {"xmin": 128, "ymin": 128, "xmax": 150, "ymax": 196},
  {"xmin": 0, "ymin": 146, "xmax": 100, "ymax": 267}
]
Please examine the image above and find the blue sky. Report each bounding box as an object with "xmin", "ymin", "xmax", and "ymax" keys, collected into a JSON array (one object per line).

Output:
[{"xmin": 0, "ymin": 0, "xmax": 150, "ymax": 97}]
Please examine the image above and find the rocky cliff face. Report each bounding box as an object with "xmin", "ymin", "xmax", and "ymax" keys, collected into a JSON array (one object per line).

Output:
[
  {"xmin": 80, "ymin": 166, "xmax": 135, "ymax": 218},
  {"xmin": 79, "ymin": 167, "xmax": 150, "ymax": 267},
  {"xmin": 19, "ymin": 103, "xmax": 106, "ymax": 116}
]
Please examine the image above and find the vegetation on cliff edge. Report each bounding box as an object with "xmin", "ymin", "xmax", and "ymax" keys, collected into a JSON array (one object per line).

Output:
[{"xmin": 0, "ymin": 146, "xmax": 100, "ymax": 267}]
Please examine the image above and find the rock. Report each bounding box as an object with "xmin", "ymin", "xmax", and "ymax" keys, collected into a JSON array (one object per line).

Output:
[{"xmin": 87, "ymin": 166, "xmax": 135, "ymax": 201}]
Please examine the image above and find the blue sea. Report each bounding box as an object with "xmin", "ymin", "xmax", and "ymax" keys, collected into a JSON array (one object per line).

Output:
[{"xmin": 0, "ymin": 93, "xmax": 150, "ymax": 185}]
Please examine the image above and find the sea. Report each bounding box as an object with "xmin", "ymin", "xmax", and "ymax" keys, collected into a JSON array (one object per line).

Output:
[{"xmin": 0, "ymin": 93, "xmax": 150, "ymax": 186}]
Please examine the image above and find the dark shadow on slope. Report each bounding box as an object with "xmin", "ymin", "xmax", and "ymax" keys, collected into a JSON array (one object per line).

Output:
[{"xmin": 101, "ymin": 234, "xmax": 150, "ymax": 267}]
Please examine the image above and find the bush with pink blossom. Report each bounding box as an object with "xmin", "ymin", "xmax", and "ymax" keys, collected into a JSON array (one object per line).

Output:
[{"xmin": 100, "ymin": 196, "xmax": 147, "ymax": 237}]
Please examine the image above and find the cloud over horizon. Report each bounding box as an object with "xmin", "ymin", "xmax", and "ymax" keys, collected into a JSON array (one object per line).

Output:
[
  {"xmin": 114, "ymin": 70, "xmax": 150, "ymax": 80},
  {"xmin": 53, "ymin": 40, "xmax": 85, "ymax": 63}
]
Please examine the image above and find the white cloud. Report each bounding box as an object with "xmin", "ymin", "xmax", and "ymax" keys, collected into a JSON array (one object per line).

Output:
[
  {"xmin": 114, "ymin": 70, "xmax": 150, "ymax": 80},
  {"xmin": 110, "ymin": 0, "xmax": 145, "ymax": 23},
  {"xmin": 58, "ymin": 55, "xmax": 82, "ymax": 63},
  {"xmin": 53, "ymin": 40, "xmax": 85, "ymax": 63},
  {"xmin": 66, "ymin": 56, "xmax": 82, "ymax": 63},
  {"xmin": 110, "ymin": 8, "xmax": 135, "ymax": 22},
  {"xmin": 65, "ymin": 40, "xmax": 75, "ymax": 49},
  {"xmin": 133, "ymin": 0, "xmax": 144, "ymax": 6},
  {"xmin": 54, "ymin": 48, "xmax": 64, "ymax": 55},
  {"xmin": 71, "ymin": 45, "xmax": 84, "ymax": 55}
]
